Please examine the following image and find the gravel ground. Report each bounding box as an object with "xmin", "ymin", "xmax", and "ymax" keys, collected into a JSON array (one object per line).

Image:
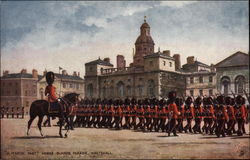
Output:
[{"xmin": 1, "ymin": 116, "xmax": 250, "ymax": 159}]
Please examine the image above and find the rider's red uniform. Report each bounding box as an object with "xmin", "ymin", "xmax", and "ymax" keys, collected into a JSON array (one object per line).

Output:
[{"xmin": 45, "ymin": 85, "xmax": 57, "ymax": 102}]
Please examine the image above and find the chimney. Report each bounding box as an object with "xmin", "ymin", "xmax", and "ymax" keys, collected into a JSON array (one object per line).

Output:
[
  {"xmin": 62, "ymin": 70, "xmax": 67, "ymax": 75},
  {"xmin": 3, "ymin": 70, "xmax": 9, "ymax": 76},
  {"xmin": 32, "ymin": 69, "xmax": 38, "ymax": 78},
  {"xmin": 103, "ymin": 57, "xmax": 110, "ymax": 63},
  {"xmin": 78, "ymin": 72, "xmax": 80, "ymax": 77},
  {"xmin": 117, "ymin": 55, "xmax": 126, "ymax": 69},
  {"xmin": 173, "ymin": 54, "xmax": 181, "ymax": 70},
  {"xmin": 43, "ymin": 70, "xmax": 47, "ymax": 76},
  {"xmin": 73, "ymin": 71, "xmax": 77, "ymax": 76},
  {"xmin": 210, "ymin": 64, "xmax": 215, "ymax": 72},
  {"xmin": 187, "ymin": 56, "xmax": 195, "ymax": 64},
  {"xmin": 162, "ymin": 50, "xmax": 170, "ymax": 56},
  {"xmin": 21, "ymin": 69, "xmax": 27, "ymax": 74}
]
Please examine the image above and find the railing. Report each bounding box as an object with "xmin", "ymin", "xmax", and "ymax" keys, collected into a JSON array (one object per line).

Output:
[{"xmin": 101, "ymin": 67, "xmax": 144, "ymax": 75}]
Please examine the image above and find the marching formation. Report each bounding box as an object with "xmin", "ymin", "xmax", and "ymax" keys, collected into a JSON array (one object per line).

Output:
[{"xmin": 71, "ymin": 91, "xmax": 249, "ymax": 137}]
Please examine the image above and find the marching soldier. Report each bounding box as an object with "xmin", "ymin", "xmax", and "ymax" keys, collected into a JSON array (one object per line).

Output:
[
  {"xmin": 6, "ymin": 107, "xmax": 9, "ymax": 118},
  {"xmin": 225, "ymin": 97, "xmax": 236, "ymax": 135},
  {"xmin": 123, "ymin": 98, "xmax": 131, "ymax": 129},
  {"xmin": 1, "ymin": 106, "xmax": 5, "ymax": 118},
  {"xmin": 106, "ymin": 99, "xmax": 114, "ymax": 128},
  {"xmin": 176, "ymin": 97, "xmax": 184, "ymax": 133},
  {"xmin": 167, "ymin": 91, "xmax": 180, "ymax": 136},
  {"xmin": 158, "ymin": 98, "xmax": 168, "ymax": 132},
  {"xmin": 21, "ymin": 107, "xmax": 24, "ymax": 118},
  {"xmin": 183, "ymin": 97, "xmax": 194, "ymax": 133},
  {"xmin": 16, "ymin": 107, "xmax": 20, "ymax": 118},
  {"xmin": 144, "ymin": 98, "xmax": 151, "ymax": 131},
  {"xmin": 113, "ymin": 99, "xmax": 122, "ymax": 129},
  {"xmin": 130, "ymin": 98, "xmax": 138, "ymax": 129},
  {"xmin": 214, "ymin": 95, "xmax": 228, "ymax": 137},
  {"xmin": 151, "ymin": 98, "xmax": 159, "ymax": 132},
  {"xmin": 93, "ymin": 98, "xmax": 102, "ymax": 128},
  {"xmin": 234, "ymin": 95, "xmax": 246, "ymax": 136},
  {"xmin": 135, "ymin": 99, "xmax": 145, "ymax": 130},
  {"xmin": 193, "ymin": 97, "xmax": 203, "ymax": 134},
  {"xmin": 202, "ymin": 97, "xmax": 215, "ymax": 135},
  {"xmin": 11, "ymin": 107, "xmax": 14, "ymax": 118},
  {"xmin": 99, "ymin": 99, "xmax": 108, "ymax": 128}
]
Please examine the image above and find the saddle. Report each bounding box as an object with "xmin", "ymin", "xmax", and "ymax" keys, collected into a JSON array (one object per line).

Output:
[{"xmin": 48, "ymin": 99, "xmax": 67, "ymax": 114}]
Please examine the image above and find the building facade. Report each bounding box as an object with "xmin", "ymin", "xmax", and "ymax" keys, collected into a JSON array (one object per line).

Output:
[
  {"xmin": 38, "ymin": 70, "xmax": 85, "ymax": 99},
  {"xmin": 215, "ymin": 51, "xmax": 249, "ymax": 96},
  {"xmin": 84, "ymin": 19, "xmax": 216, "ymax": 99},
  {"xmin": 0, "ymin": 69, "xmax": 42, "ymax": 114}
]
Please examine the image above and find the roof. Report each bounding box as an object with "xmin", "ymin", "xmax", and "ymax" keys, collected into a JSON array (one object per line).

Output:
[
  {"xmin": 135, "ymin": 34, "xmax": 154, "ymax": 44},
  {"xmin": 85, "ymin": 58, "xmax": 113, "ymax": 67},
  {"xmin": 144, "ymin": 51, "xmax": 175, "ymax": 60},
  {"xmin": 182, "ymin": 60, "xmax": 210, "ymax": 68},
  {"xmin": 215, "ymin": 51, "xmax": 249, "ymax": 68},
  {"xmin": 1, "ymin": 73, "xmax": 43, "ymax": 80},
  {"xmin": 141, "ymin": 22, "xmax": 150, "ymax": 28},
  {"xmin": 54, "ymin": 73, "xmax": 84, "ymax": 81}
]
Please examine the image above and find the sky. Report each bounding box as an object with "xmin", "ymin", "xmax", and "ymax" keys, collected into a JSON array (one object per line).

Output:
[{"xmin": 1, "ymin": 1, "xmax": 249, "ymax": 77}]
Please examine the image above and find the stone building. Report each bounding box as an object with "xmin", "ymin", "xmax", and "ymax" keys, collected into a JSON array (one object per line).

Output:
[
  {"xmin": 84, "ymin": 19, "xmax": 187, "ymax": 99},
  {"xmin": 38, "ymin": 70, "xmax": 85, "ymax": 99},
  {"xmin": 215, "ymin": 51, "xmax": 249, "ymax": 96},
  {"xmin": 84, "ymin": 18, "xmax": 246, "ymax": 100},
  {"xmin": 0, "ymin": 69, "xmax": 42, "ymax": 114},
  {"xmin": 183, "ymin": 56, "xmax": 216, "ymax": 97}
]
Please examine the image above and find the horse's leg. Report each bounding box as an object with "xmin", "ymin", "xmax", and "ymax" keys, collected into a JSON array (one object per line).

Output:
[
  {"xmin": 64, "ymin": 117, "xmax": 70, "ymax": 138},
  {"xmin": 59, "ymin": 118, "xmax": 63, "ymax": 138},
  {"xmin": 38, "ymin": 116, "xmax": 44, "ymax": 137},
  {"xmin": 27, "ymin": 116, "xmax": 36, "ymax": 136}
]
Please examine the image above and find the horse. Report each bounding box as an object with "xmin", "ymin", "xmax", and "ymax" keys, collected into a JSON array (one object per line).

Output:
[{"xmin": 27, "ymin": 93, "xmax": 79, "ymax": 138}]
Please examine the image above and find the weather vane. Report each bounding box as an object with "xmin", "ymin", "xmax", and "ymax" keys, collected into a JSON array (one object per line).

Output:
[{"xmin": 144, "ymin": 16, "xmax": 147, "ymax": 22}]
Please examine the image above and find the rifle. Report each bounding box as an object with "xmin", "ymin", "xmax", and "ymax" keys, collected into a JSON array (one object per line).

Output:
[
  {"xmin": 230, "ymin": 89, "xmax": 236, "ymax": 99},
  {"xmin": 243, "ymin": 89, "xmax": 250, "ymax": 104}
]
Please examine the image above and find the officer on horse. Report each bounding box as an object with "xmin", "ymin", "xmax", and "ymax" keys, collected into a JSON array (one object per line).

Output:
[{"xmin": 45, "ymin": 71, "xmax": 65, "ymax": 120}]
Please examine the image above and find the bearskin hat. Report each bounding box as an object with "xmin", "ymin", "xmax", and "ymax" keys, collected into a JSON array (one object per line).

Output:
[
  {"xmin": 46, "ymin": 71, "xmax": 55, "ymax": 85},
  {"xmin": 194, "ymin": 97, "xmax": 202, "ymax": 106},
  {"xmin": 236, "ymin": 95, "xmax": 243, "ymax": 105},
  {"xmin": 185, "ymin": 96, "xmax": 193, "ymax": 105},
  {"xmin": 225, "ymin": 96, "xmax": 231, "ymax": 105},
  {"xmin": 216, "ymin": 95, "xmax": 225, "ymax": 105},
  {"xmin": 175, "ymin": 97, "xmax": 183, "ymax": 107}
]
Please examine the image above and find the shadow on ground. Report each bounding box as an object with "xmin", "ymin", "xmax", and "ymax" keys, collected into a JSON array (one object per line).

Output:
[{"xmin": 12, "ymin": 135, "xmax": 61, "ymax": 139}]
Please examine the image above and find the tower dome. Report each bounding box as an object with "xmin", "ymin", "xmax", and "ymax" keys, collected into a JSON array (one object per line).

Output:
[{"xmin": 133, "ymin": 17, "xmax": 155, "ymax": 67}]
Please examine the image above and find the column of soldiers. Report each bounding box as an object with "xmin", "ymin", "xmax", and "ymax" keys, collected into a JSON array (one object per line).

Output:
[
  {"xmin": 0, "ymin": 107, "xmax": 25, "ymax": 119},
  {"xmin": 74, "ymin": 91, "xmax": 249, "ymax": 137}
]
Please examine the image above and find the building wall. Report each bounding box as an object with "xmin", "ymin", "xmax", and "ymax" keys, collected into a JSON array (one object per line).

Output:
[
  {"xmin": 38, "ymin": 77, "xmax": 85, "ymax": 99},
  {"xmin": 1, "ymin": 78, "xmax": 38, "ymax": 114},
  {"xmin": 185, "ymin": 73, "xmax": 217, "ymax": 97},
  {"xmin": 216, "ymin": 66, "xmax": 249, "ymax": 95}
]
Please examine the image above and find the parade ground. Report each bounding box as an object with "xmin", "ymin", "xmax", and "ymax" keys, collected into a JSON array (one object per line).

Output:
[{"xmin": 1, "ymin": 116, "xmax": 250, "ymax": 159}]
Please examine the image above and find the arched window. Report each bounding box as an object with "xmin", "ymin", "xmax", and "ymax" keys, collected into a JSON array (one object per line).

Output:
[
  {"xmin": 138, "ymin": 85, "xmax": 144, "ymax": 97},
  {"xmin": 117, "ymin": 81, "xmax": 125, "ymax": 98},
  {"xmin": 110, "ymin": 86, "xmax": 114, "ymax": 97},
  {"xmin": 102, "ymin": 87, "xmax": 106, "ymax": 98},
  {"xmin": 220, "ymin": 76, "xmax": 230, "ymax": 95},
  {"xmin": 148, "ymin": 80, "xmax": 155, "ymax": 97},
  {"xmin": 39, "ymin": 88, "xmax": 44, "ymax": 99},
  {"xmin": 87, "ymin": 84, "xmax": 93, "ymax": 98},
  {"xmin": 127, "ymin": 86, "xmax": 132, "ymax": 97},
  {"xmin": 235, "ymin": 75, "xmax": 245, "ymax": 95}
]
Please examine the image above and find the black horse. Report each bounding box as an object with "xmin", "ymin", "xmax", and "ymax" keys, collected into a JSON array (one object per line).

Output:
[{"xmin": 27, "ymin": 93, "xmax": 79, "ymax": 138}]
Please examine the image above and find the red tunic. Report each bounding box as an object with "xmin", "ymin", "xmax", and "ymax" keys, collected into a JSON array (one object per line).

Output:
[
  {"xmin": 45, "ymin": 85, "xmax": 57, "ymax": 102},
  {"xmin": 168, "ymin": 103, "xmax": 179, "ymax": 119}
]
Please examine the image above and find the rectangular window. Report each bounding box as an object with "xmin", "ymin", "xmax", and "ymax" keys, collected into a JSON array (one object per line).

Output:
[
  {"xmin": 70, "ymin": 84, "xmax": 73, "ymax": 88},
  {"xmin": 76, "ymin": 83, "xmax": 79, "ymax": 90},
  {"xmin": 26, "ymin": 101, "xmax": 29, "ymax": 107},
  {"xmin": 209, "ymin": 76, "xmax": 213, "ymax": 83},
  {"xmin": 25, "ymin": 91, "xmax": 28, "ymax": 96},
  {"xmin": 199, "ymin": 76, "xmax": 203, "ymax": 83},
  {"xmin": 169, "ymin": 62, "xmax": 172, "ymax": 67},
  {"xmin": 190, "ymin": 77, "xmax": 194, "ymax": 84},
  {"xmin": 199, "ymin": 89, "xmax": 203, "ymax": 96},
  {"xmin": 190, "ymin": 90, "xmax": 194, "ymax": 96},
  {"xmin": 149, "ymin": 61, "xmax": 153, "ymax": 66},
  {"xmin": 209, "ymin": 89, "xmax": 213, "ymax": 96},
  {"xmin": 63, "ymin": 83, "xmax": 66, "ymax": 88},
  {"xmin": 163, "ymin": 61, "xmax": 166, "ymax": 66}
]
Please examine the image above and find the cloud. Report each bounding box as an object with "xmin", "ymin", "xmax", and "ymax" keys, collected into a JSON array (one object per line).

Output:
[{"xmin": 1, "ymin": 1, "xmax": 248, "ymax": 77}]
